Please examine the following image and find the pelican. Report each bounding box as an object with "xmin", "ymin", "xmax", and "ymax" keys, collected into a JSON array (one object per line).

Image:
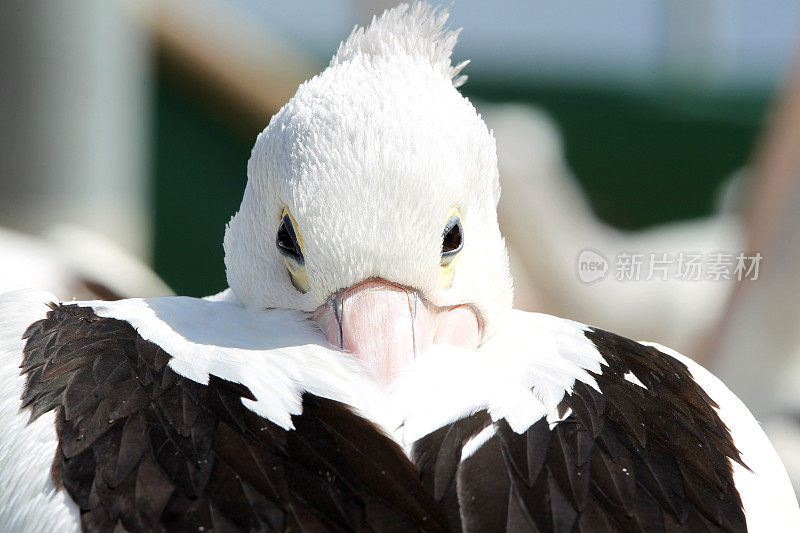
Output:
[{"xmin": 1, "ymin": 3, "xmax": 797, "ymax": 531}]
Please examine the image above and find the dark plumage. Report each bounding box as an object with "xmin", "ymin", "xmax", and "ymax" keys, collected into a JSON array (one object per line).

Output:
[
  {"xmin": 22, "ymin": 303, "xmax": 447, "ymax": 532},
  {"xmin": 409, "ymin": 328, "xmax": 747, "ymax": 532},
  {"xmin": 19, "ymin": 305, "xmax": 751, "ymax": 532}
]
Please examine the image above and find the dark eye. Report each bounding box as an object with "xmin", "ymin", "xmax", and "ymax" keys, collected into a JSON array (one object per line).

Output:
[
  {"xmin": 441, "ymin": 215, "xmax": 463, "ymax": 265},
  {"xmin": 276, "ymin": 214, "xmax": 304, "ymax": 266}
]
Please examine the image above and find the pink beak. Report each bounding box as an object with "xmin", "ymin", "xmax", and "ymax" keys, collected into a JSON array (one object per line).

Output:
[{"xmin": 312, "ymin": 280, "xmax": 481, "ymax": 383}]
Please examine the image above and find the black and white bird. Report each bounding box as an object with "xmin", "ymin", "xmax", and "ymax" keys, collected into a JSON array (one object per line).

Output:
[{"xmin": 1, "ymin": 3, "xmax": 797, "ymax": 531}]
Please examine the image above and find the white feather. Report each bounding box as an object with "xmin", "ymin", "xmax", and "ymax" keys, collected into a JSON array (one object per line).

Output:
[
  {"xmin": 546, "ymin": 406, "xmax": 573, "ymax": 430},
  {"xmin": 390, "ymin": 309, "xmax": 604, "ymax": 443},
  {"xmin": 85, "ymin": 299, "xmax": 605, "ymax": 449},
  {"xmin": 623, "ymin": 371, "xmax": 646, "ymax": 388},
  {"xmin": 88, "ymin": 295, "xmax": 389, "ymax": 432},
  {"xmin": 461, "ymin": 425, "xmax": 495, "ymax": 461},
  {"xmin": 330, "ymin": 2, "xmax": 468, "ymax": 87}
]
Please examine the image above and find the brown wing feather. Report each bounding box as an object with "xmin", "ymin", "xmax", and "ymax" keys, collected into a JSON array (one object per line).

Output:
[
  {"xmin": 21, "ymin": 303, "xmax": 448, "ymax": 532},
  {"xmin": 411, "ymin": 328, "xmax": 747, "ymax": 532}
]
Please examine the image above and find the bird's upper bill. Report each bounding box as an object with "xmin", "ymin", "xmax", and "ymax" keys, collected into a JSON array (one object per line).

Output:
[{"xmin": 312, "ymin": 279, "xmax": 480, "ymax": 383}]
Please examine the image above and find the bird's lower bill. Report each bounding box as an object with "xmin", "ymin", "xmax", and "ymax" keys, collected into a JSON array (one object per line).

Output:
[{"xmin": 312, "ymin": 280, "xmax": 481, "ymax": 384}]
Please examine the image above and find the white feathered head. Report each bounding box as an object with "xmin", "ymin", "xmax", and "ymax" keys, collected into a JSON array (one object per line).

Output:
[{"xmin": 224, "ymin": 3, "xmax": 513, "ymax": 352}]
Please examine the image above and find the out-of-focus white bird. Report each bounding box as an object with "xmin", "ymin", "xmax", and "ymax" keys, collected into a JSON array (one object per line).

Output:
[
  {"xmin": 0, "ymin": 225, "xmax": 172, "ymax": 300},
  {"xmin": 487, "ymin": 103, "xmax": 742, "ymax": 358}
]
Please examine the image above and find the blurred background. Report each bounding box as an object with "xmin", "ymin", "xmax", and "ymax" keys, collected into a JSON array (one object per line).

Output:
[{"xmin": 3, "ymin": 0, "xmax": 800, "ymax": 491}]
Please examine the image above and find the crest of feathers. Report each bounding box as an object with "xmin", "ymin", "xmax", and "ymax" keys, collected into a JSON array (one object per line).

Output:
[{"xmin": 330, "ymin": 2, "xmax": 470, "ymax": 87}]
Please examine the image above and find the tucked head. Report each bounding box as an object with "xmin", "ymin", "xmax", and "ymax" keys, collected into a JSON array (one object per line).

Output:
[{"xmin": 224, "ymin": 2, "xmax": 513, "ymax": 382}]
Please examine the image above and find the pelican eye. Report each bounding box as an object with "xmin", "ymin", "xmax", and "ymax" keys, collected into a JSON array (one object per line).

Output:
[
  {"xmin": 439, "ymin": 207, "xmax": 463, "ymax": 289},
  {"xmin": 276, "ymin": 214, "xmax": 304, "ymax": 266},
  {"xmin": 441, "ymin": 214, "xmax": 463, "ymax": 266},
  {"xmin": 276, "ymin": 208, "xmax": 309, "ymax": 293}
]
